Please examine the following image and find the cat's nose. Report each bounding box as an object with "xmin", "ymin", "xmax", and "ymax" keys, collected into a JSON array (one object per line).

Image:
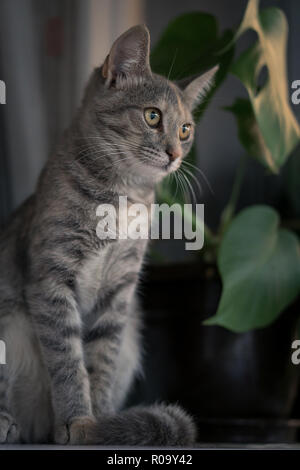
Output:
[{"xmin": 166, "ymin": 147, "xmax": 181, "ymax": 162}]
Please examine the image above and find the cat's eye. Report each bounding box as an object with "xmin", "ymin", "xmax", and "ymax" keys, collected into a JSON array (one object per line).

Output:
[
  {"xmin": 144, "ymin": 108, "xmax": 161, "ymax": 128},
  {"xmin": 179, "ymin": 123, "xmax": 191, "ymax": 141}
]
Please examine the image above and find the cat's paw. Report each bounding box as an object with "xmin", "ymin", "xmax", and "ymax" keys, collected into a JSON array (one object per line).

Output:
[
  {"xmin": 69, "ymin": 416, "xmax": 98, "ymax": 444},
  {"xmin": 54, "ymin": 422, "xmax": 70, "ymax": 445},
  {"xmin": 0, "ymin": 411, "xmax": 20, "ymax": 444},
  {"xmin": 54, "ymin": 416, "xmax": 98, "ymax": 445}
]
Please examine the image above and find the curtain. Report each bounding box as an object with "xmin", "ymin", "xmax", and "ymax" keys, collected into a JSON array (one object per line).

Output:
[{"xmin": 0, "ymin": 0, "xmax": 144, "ymax": 222}]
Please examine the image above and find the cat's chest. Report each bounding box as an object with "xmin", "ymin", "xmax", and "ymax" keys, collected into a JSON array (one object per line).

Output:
[
  {"xmin": 76, "ymin": 194, "xmax": 152, "ymax": 316},
  {"xmin": 76, "ymin": 238, "xmax": 146, "ymax": 316}
]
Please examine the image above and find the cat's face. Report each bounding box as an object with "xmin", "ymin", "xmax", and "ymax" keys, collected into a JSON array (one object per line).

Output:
[
  {"xmin": 96, "ymin": 74, "xmax": 195, "ymax": 178},
  {"xmin": 82, "ymin": 26, "xmax": 218, "ymax": 186}
]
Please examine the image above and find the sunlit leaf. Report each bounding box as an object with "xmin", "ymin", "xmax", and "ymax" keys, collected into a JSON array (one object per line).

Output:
[{"xmin": 231, "ymin": 0, "xmax": 300, "ymax": 172}]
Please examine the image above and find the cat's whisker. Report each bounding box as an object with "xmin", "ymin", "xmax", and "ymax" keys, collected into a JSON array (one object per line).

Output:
[
  {"xmin": 181, "ymin": 165, "xmax": 203, "ymax": 196},
  {"xmin": 170, "ymin": 172, "xmax": 179, "ymax": 201},
  {"xmin": 178, "ymin": 167, "xmax": 197, "ymax": 206},
  {"xmin": 176, "ymin": 169, "xmax": 190, "ymax": 205},
  {"xmin": 182, "ymin": 160, "xmax": 214, "ymax": 195},
  {"xmin": 184, "ymin": 173, "xmax": 197, "ymax": 205}
]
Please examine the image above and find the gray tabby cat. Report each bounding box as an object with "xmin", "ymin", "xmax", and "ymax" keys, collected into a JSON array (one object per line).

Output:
[{"xmin": 0, "ymin": 25, "xmax": 217, "ymax": 445}]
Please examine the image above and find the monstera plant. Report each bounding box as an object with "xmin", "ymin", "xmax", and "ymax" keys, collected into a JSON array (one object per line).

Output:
[{"xmin": 151, "ymin": 0, "xmax": 300, "ymax": 333}]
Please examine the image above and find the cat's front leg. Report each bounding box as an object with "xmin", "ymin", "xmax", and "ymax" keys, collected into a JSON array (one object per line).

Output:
[
  {"xmin": 26, "ymin": 276, "xmax": 95, "ymax": 444},
  {"xmin": 84, "ymin": 311, "xmax": 127, "ymax": 416},
  {"xmin": 0, "ymin": 366, "xmax": 20, "ymax": 443},
  {"xmin": 84, "ymin": 276, "xmax": 139, "ymax": 417}
]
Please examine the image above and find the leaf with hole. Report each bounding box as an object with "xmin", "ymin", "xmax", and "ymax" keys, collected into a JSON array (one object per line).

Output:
[{"xmin": 230, "ymin": 0, "xmax": 300, "ymax": 172}]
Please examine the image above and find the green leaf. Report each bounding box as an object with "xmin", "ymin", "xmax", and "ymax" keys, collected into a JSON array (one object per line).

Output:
[
  {"xmin": 150, "ymin": 12, "xmax": 234, "ymax": 122},
  {"xmin": 204, "ymin": 205, "xmax": 300, "ymax": 332},
  {"xmin": 225, "ymin": 98, "xmax": 271, "ymax": 165},
  {"xmin": 231, "ymin": 0, "xmax": 300, "ymax": 172}
]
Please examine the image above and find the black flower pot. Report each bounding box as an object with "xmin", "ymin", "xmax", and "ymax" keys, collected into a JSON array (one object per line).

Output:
[{"xmin": 132, "ymin": 262, "xmax": 300, "ymax": 443}]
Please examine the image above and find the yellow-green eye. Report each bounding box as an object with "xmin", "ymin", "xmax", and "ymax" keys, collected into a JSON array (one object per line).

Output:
[
  {"xmin": 179, "ymin": 123, "xmax": 191, "ymax": 141},
  {"xmin": 144, "ymin": 108, "xmax": 161, "ymax": 127}
]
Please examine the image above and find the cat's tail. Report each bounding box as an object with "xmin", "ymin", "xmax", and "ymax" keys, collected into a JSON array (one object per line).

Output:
[{"xmin": 87, "ymin": 404, "xmax": 196, "ymax": 446}]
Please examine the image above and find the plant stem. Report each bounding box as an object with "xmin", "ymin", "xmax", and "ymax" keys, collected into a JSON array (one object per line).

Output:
[{"xmin": 220, "ymin": 154, "xmax": 248, "ymax": 233}]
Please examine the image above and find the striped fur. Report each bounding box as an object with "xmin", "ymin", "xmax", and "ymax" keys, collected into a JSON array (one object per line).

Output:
[{"xmin": 0, "ymin": 25, "xmax": 217, "ymax": 445}]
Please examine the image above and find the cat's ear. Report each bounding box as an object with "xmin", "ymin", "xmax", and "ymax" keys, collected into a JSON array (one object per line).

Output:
[
  {"xmin": 102, "ymin": 25, "xmax": 151, "ymax": 88},
  {"xmin": 180, "ymin": 66, "xmax": 219, "ymax": 111}
]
